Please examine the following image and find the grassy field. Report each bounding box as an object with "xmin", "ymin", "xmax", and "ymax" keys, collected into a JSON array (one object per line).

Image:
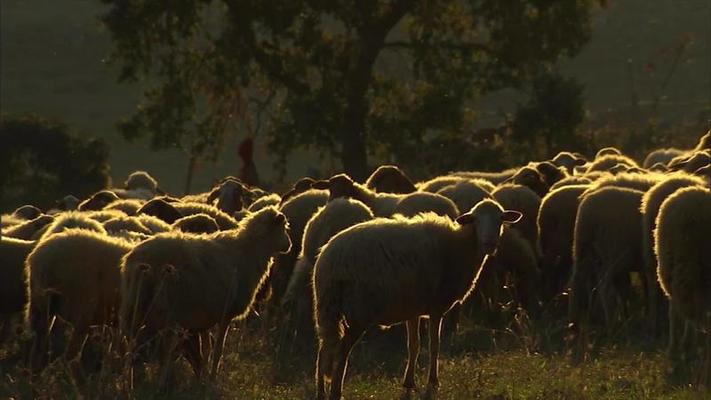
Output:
[{"xmin": 1, "ymin": 311, "xmax": 706, "ymax": 400}]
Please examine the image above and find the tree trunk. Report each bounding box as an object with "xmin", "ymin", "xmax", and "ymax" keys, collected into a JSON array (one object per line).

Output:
[
  {"xmin": 184, "ymin": 154, "xmax": 197, "ymax": 195},
  {"xmin": 341, "ymin": 98, "xmax": 370, "ymax": 182}
]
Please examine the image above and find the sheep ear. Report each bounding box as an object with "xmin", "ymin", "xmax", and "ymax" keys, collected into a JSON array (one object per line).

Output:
[
  {"xmin": 455, "ymin": 212, "xmax": 475, "ymax": 225},
  {"xmin": 502, "ymin": 210, "xmax": 523, "ymax": 224},
  {"xmin": 275, "ymin": 213, "xmax": 287, "ymax": 225},
  {"xmin": 207, "ymin": 187, "xmax": 221, "ymax": 204},
  {"xmin": 279, "ymin": 189, "xmax": 298, "ymax": 205},
  {"xmin": 311, "ymin": 180, "xmax": 330, "ymax": 190}
]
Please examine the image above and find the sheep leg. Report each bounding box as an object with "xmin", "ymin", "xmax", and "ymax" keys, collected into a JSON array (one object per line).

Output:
[
  {"xmin": 209, "ymin": 320, "xmax": 230, "ymax": 379},
  {"xmin": 329, "ymin": 328, "xmax": 361, "ymax": 400},
  {"xmin": 642, "ymin": 268, "xmax": 658, "ymax": 335},
  {"xmin": 183, "ymin": 332, "xmax": 204, "ymax": 379},
  {"xmin": 316, "ymin": 344, "xmax": 328, "ymax": 400},
  {"xmin": 426, "ymin": 315, "xmax": 442, "ymax": 391},
  {"xmin": 402, "ymin": 317, "xmax": 420, "ymax": 389}
]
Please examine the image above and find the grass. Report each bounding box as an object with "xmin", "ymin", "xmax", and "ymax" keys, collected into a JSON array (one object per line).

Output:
[{"xmin": 1, "ymin": 307, "xmax": 706, "ymax": 400}]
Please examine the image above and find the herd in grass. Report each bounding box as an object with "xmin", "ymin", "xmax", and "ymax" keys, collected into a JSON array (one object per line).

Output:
[{"xmin": 1, "ymin": 131, "xmax": 709, "ymax": 398}]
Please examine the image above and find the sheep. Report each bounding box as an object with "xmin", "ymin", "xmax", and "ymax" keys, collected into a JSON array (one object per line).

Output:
[
  {"xmin": 248, "ymin": 193, "xmax": 281, "ymax": 213},
  {"xmin": 586, "ymin": 154, "xmax": 639, "ymax": 173},
  {"xmin": 694, "ymin": 130, "xmax": 710, "ymax": 152},
  {"xmin": 669, "ymin": 150, "xmax": 710, "ymax": 174},
  {"xmin": 268, "ymin": 189, "xmax": 330, "ymax": 307},
  {"xmin": 595, "ymin": 147, "xmax": 622, "ymax": 158},
  {"xmin": 654, "ymin": 186, "xmax": 711, "ymax": 374},
  {"xmin": 643, "ymin": 148, "xmax": 685, "ymax": 169},
  {"xmin": 137, "ymin": 198, "xmax": 183, "ymax": 224},
  {"xmin": 392, "ymin": 192, "xmax": 459, "ymax": 219},
  {"xmin": 583, "ymin": 171, "xmax": 665, "ymax": 194},
  {"xmin": 507, "ymin": 165, "xmax": 550, "ymax": 197},
  {"xmin": 139, "ymin": 199, "xmax": 238, "ymax": 230},
  {"xmin": 279, "ymin": 177, "xmax": 318, "ymax": 204},
  {"xmin": 436, "ymin": 180, "xmax": 494, "ymax": 214},
  {"xmin": 171, "ymin": 213, "xmax": 220, "ymax": 234},
  {"xmin": 102, "ymin": 216, "xmax": 153, "ymax": 237},
  {"xmin": 569, "ymin": 186, "xmax": 645, "ymax": 330},
  {"xmin": 0, "ymin": 237, "xmax": 35, "ymax": 341},
  {"xmin": 207, "ymin": 178, "xmax": 248, "ymax": 215},
  {"xmin": 492, "ymin": 184, "xmax": 542, "ymax": 256},
  {"xmin": 104, "ymin": 199, "xmax": 145, "ymax": 216},
  {"xmin": 33, "ymin": 212, "xmax": 107, "ymax": 241},
  {"xmin": 119, "ymin": 206, "xmax": 291, "ymax": 378},
  {"xmin": 313, "ymin": 200, "xmax": 522, "ymax": 399},
  {"xmin": 124, "ymin": 170, "xmax": 159, "ymax": 193},
  {"xmin": 25, "ymin": 229, "xmax": 134, "ymax": 368},
  {"xmin": 281, "ymin": 198, "xmax": 374, "ymax": 346},
  {"xmin": 551, "ymin": 151, "xmax": 587, "ymax": 174},
  {"xmin": 450, "ymin": 168, "xmax": 519, "ymax": 185},
  {"xmin": 78, "ymin": 190, "xmax": 121, "ymax": 211},
  {"xmin": 54, "ymin": 195, "xmax": 81, "ymax": 212},
  {"xmin": 365, "ymin": 165, "xmax": 417, "ymax": 194},
  {"xmin": 640, "ymin": 174, "xmax": 706, "ymax": 331},
  {"xmin": 549, "ymin": 175, "xmax": 593, "ymax": 191},
  {"xmin": 3, "ymin": 215, "xmax": 55, "ymax": 240},
  {"xmin": 537, "ymin": 184, "xmax": 589, "ymax": 302},
  {"xmin": 533, "ymin": 161, "xmax": 568, "ymax": 188},
  {"xmin": 135, "ymin": 214, "xmax": 172, "ymax": 234},
  {"xmin": 13, "ymin": 205, "xmax": 42, "ymax": 220},
  {"xmin": 418, "ymin": 176, "xmax": 467, "ymax": 193}
]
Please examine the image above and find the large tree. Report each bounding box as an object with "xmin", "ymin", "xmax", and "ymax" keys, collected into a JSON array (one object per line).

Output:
[{"xmin": 102, "ymin": 0, "xmax": 599, "ymax": 182}]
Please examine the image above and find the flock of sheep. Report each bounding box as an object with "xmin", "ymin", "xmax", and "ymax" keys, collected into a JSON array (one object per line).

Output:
[{"xmin": 0, "ymin": 131, "xmax": 710, "ymax": 399}]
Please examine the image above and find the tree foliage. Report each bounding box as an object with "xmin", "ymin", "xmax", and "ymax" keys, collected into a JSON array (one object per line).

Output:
[
  {"xmin": 102, "ymin": 0, "xmax": 600, "ymax": 180},
  {"xmin": 0, "ymin": 114, "xmax": 111, "ymax": 212}
]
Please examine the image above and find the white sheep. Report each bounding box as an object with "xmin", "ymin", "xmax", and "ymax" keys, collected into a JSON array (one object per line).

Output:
[
  {"xmin": 120, "ymin": 206, "xmax": 291, "ymax": 378},
  {"xmin": 313, "ymin": 199, "xmax": 521, "ymax": 399}
]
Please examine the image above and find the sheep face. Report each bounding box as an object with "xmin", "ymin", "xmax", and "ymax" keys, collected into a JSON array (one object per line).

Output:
[
  {"xmin": 209, "ymin": 179, "xmax": 247, "ymax": 214},
  {"xmin": 457, "ymin": 200, "xmax": 523, "ymax": 255}
]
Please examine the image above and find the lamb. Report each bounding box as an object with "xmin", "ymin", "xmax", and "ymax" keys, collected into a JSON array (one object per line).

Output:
[
  {"xmin": 492, "ymin": 184, "xmax": 542, "ymax": 256},
  {"xmin": 25, "ymin": 229, "xmax": 134, "ymax": 368},
  {"xmin": 569, "ymin": 186, "xmax": 645, "ymax": 330},
  {"xmin": 313, "ymin": 200, "xmax": 522, "ymax": 399},
  {"xmin": 0, "ymin": 237, "xmax": 35, "ymax": 341},
  {"xmin": 248, "ymin": 193, "xmax": 282, "ymax": 213},
  {"xmin": 537, "ymin": 184, "xmax": 589, "ymax": 302},
  {"xmin": 643, "ymin": 148, "xmax": 685, "ymax": 169},
  {"xmin": 654, "ymin": 186, "xmax": 711, "ymax": 376},
  {"xmin": 171, "ymin": 213, "xmax": 220, "ymax": 234},
  {"xmin": 365, "ymin": 165, "xmax": 417, "ymax": 194},
  {"xmin": 436, "ymin": 180, "xmax": 494, "ymax": 214},
  {"xmin": 640, "ymin": 174, "xmax": 707, "ymax": 332},
  {"xmin": 119, "ymin": 206, "xmax": 291, "ymax": 378}
]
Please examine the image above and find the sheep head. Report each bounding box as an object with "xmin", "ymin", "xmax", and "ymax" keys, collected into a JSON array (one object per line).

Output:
[
  {"xmin": 312, "ymin": 173, "xmax": 360, "ymax": 201},
  {"xmin": 456, "ymin": 199, "xmax": 522, "ymax": 255},
  {"xmin": 137, "ymin": 198, "xmax": 183, "ymax": 224},
  {"xmin": 510, "ymin": 166, "xmax": 549, "ymax": 197},
  {"xmin": 13, "ymin": 204, "xmax": 42, "ymax": 220},
  {"xmin": 208, "ymin": 178, "xmax": 248, "ymax": 215}
]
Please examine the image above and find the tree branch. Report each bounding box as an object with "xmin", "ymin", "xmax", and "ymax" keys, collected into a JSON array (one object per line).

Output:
[{"xmin": 383, "ymin": 40, "xmax": 495, "ymax": 55}]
